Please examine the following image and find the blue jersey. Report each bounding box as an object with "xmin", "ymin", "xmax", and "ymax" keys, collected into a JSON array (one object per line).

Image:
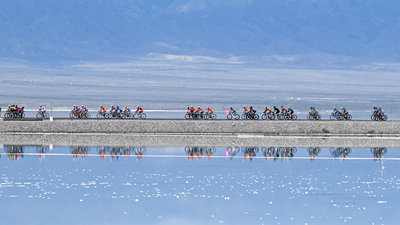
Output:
[{"xmin": 126, "ymin": 108, "xmax": 131, "ymax": 112}]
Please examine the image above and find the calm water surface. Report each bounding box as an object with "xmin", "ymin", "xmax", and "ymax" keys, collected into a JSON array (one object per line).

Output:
[{"xmin": 0, "ymin": 146, "xmax": 398, "ymax": 225}]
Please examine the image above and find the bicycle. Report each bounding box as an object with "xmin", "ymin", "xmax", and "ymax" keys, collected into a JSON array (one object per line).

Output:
[
  {"xmin": 37, "ymin": 110, "xmax": 50, "ymax": 119},
  {"xmin": 226, "ymin": 111, "xmax": 240, "ymax": 120},
  {"xmin": 308, "ymin": 113, "xmax": 322, "ymax": 120},
  {"xmin": 371, "ymin": 112, "xmax": 387, "ymax": 121},
  {"xmin": 261, "ymin": 112, "xmax": 275, "ymax": 120},
  {"xmin": 203, "ymin": 112, "xmax": 217, "ymax": 120},
  {"xmin": 132, "ymin": 110, "xmax": 146, "ymax": 119}
]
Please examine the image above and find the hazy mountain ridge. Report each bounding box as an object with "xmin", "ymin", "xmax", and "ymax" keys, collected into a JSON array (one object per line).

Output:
[{"xmin": 1, "ymin": 0, "xmax": 400, "ymax": 64}]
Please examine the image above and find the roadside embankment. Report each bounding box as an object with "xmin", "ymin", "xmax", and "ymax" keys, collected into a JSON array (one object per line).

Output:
[{"xmin": 0, "ymin": 120, "xmax": 398, "ymax": 135}]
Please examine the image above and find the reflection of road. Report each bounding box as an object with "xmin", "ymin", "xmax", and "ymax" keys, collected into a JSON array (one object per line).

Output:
[
  {"xmin": 185, "ymin": 147, "xmax": 215, "ymax": 160},
  {"xmin": 329, "ymin": 148, "xmax": 352, "ymax": 160},
  {"xmin": 4, "ymin": 145, "xmax": 24, "ymax": 160},
  {"xmin": 371, "ymin": 148, "xmax": 387, "ymax": 161},
  {"xmin": 307, "ymin": 147, "xmax": 321, "ymax": 160}
]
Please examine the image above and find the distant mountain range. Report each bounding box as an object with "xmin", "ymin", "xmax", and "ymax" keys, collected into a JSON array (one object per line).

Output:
[{"xmin": 1, "ymin": 0, "xmax": 400, "ymax": 65}]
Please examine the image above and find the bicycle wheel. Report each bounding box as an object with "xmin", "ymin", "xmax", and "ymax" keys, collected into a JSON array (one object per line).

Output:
[
  {"xmin": 139, "ymin": 147, "xmax": 146, "ymax": 153},
  {"xmin": 291, "ymin": 114, "xmax": 297, "ymax": 120},
  {"xmin": 254, "ymin": 114, "xmax": 259, "ymax": 120},
  {"xmin": 290, "ymin": 147, "xmax": 297, "ymax": 153},
  {"xmin": 227, "ymin": 114, "xmax": 232, "ymax": 120},
  {"xmin": 69, "ymin": 112, "xmax": 75, "ymax": 118},
  {"xmin": 185, "ymin": 114, "xmax": 190, "ymax": 120},
  {"xmin": 4, "ymin": 113, "xmax": 10, "ymax": 119},
  {"xmin": 383, "ymin": 115, "xmax": 388, "ymax": 121},
  {"xmin": 370, "ymin": 115, "xmax": 375, "ymax": 121},
  {"xmin": 261, "ymin": 114, "xmax": 267, "ymax": 120},
  {"xmin": 36, "ymin": 112, "xmax": 42, "ymax": 119},
  {"xmin": 235, "ymin": 114, "xmax": 240, "ymax": 120},
  {"xmin": 140, "ymin": 113, "xmax": 146, "ymax": 119},
  {"xmin": 269, "ymin": 114, "xmax": 275, "ymax": 120},
  {"xmin": 96, "ymin": 113, "xmax": 102, "ymax": 119},
  {"xmin": 346, "ymin": 115, "xmax": 352, "ymax": 120},
  {"xmin": 211, "ymin": 114, "xmax": 217, "ymax": 120},
  {"xmin": 329, "ymin": 148, "xmax": 336, "ymax": 154},
  {"xmin": 241, "ymin": 114, "xmax": 247, "ymax": 120},
  {"xmin": 330, "ymin": 115, "xmax": 335, "ymax": 120},
  {"xmin": 316, "ymin": 115, "xmax": 322, "ymax": 120},
  {"xmin": 308, "ymin": 114, "xmax": 313, "ymax": 120},
  {"xmin": 20, "ymin": 113, "xmax": 25, "ymax": 118},
  {"xmin": 86, "ymin": 113, "xmax": 91, "ymax": 118}
]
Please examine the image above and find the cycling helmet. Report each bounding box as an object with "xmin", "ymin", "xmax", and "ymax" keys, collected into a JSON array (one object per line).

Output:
[
  {"xmin": 82, "ymin": 105, "xmax": 84, "ymax": 107},
  {"xmin": 243, "ymin": 105, "xmax": 246, "ymax": 107},
  {"xmin": 116, "ymin": 105, "xmax": 119, "ymax": 108},
  {"xmin": 207, "ymin": 106, "xmax": 209, "ymax": 108},
  {"xmin": 230, "ymin": 107, "xmax": 234, "ymax": 110},
  {"xmin": 100, "ymin": 105, "xmax": 103, "ymax": 107},
  {"xmin": 124, "ymin": 106, "xmax": 127, "ymax": 108},
  {"xmin": 310, "ymin": 107, "xmax": 313, "ymax": 109},
  {"xmin": 374, "ymin": 107, "xmax": 377, "ymax": 109},
  {"xmin": 198, "ymin": 106, "xmax": 200, "ymax": 108},
  {"xmin": 281, "ymin": 106, "xmax": 283, "ymax": 108},
  {"xmin": 341, "ymin": 107, "xmax": 344, "ymax": 109},
  {"xmin": 137, "ymin": 105, "xmax": 139, "ymax": 108},
  {"xmin": 250, "ymin": 106, "xmax": 252, "ymax": 108}
]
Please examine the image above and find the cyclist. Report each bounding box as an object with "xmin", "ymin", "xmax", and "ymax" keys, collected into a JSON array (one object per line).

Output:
[
  {"xmin": 9, "ymin": 105, "xmax": 17, "ymax": 117},
  {"xmin": 243, "ymin": 105, "xmax": 250, "ymax": 116},
  {"xmin": 248, "ymin": 106, "xmax": 256, "ymax": 119},
  {"xmin": 229, "ymin": 107, "xmax": 237, "ymax": 115},
  {"xmin": 81, "ymin": 105, "xmax": 88, "ymax": 116},
  {"xmin": 206, "ymin": 106, "xmax": 214, "ymax": 115},
  {"xmin": 100, "ymin": 105, "xmax": 106, "ymax": 115},
  {"xmin": 341, "ymin": 107, "xmax": 349, "ymax": 118},
  {"xmin": 288, "ymin": 107, "xmax": 294, "ymax": 118},
  {"xmin": 281, "ymin": 106, "xmax": 287, "ymax": 116},
  {"xmin": 115, "ymin": 105, "xmax": 121, "ymax": 115},
  {"xmin": 264, "ymin": 106, "xmax": 272, "ymax": 114},
  {"xmin": 332, "ymin": 107, "xmax": 339, "ymax": 115},
  {"xmin": 198, "ymin": 106, "xmax": 205, "ymax": 118},
  {"xmin": 374, "ymin": 107, "xmax": 384, "ymax": 118},
  {"xmin": 273, "ymin": 106, "xmax": 280, "ymax": 115},
  {"xmin": 39, "ymin": 105, "xmax": 46, "ymax": 116},
  {"xmin": 137, "ymin": 106, "xmax": 143, "ymax": 115},
  {"xmin": 124, "ymin": 106, "xmax": 131, "ymax": 116},
  {"xmin": 310, "ymin": 107, "xmax": 319, "ymax": 116}
]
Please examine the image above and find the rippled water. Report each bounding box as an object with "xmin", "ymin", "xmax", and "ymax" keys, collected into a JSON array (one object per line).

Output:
[{"xmin": 1, "ymin": 146, "xmax": 399, "ymax": 225}]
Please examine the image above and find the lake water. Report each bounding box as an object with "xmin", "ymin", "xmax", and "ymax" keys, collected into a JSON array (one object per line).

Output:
[{"xmin": 0, "ymin": 145, "xmax": 398, "ymax": 224}]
